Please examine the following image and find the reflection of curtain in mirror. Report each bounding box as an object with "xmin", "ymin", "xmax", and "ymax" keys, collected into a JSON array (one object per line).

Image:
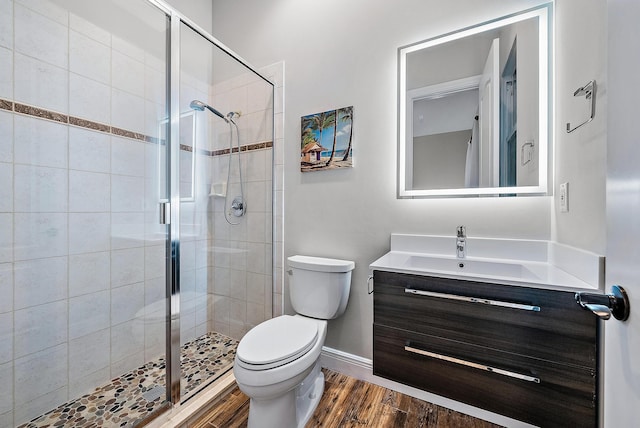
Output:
[{"xmin": 464, "ymin": 113, "xmax": 480, "ymax": 187}]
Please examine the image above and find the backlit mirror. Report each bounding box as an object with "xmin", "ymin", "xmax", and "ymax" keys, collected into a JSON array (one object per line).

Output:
[{"xmin": 398, "ymin": 5, "xmax": 550, "ymax": 198}]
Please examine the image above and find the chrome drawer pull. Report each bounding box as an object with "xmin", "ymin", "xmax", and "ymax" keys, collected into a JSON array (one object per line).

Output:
[
  {"xmin": 404, "ymin": 288, "xmax": 541, "ymax": 312},
  {"xmin": 404, "ymin": 345, "xmax": 541, "ymax": 384}
]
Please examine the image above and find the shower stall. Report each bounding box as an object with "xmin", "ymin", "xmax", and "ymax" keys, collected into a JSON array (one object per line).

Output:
[{"xmin": 0, "ymin": 0, "xmax": 277, "ymax": 426}]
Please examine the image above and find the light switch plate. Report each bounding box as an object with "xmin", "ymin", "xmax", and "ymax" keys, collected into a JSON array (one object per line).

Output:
[{"xmin": 559, "ymin": 182, "xmax": 569, "ymax": 213}]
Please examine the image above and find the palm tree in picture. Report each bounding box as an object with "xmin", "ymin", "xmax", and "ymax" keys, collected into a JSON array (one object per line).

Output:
[
  {"xmin": 303, "ymin": 111, "xmax": 334, "ymax": 154},
  {"xmin": 301, "ymin": 127, "xmax": 316, "ymax": 148},
  {"xmin": 340, "ymin": 106, "xmax": 353, "ymax": 161},
  {"xmin": 325, "ymin": 109, "xmax": 341, "ymax": 166}
]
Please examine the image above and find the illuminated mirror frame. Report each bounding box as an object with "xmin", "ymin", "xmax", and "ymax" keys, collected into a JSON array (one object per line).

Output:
[{"xmin": 397, "ymin": 5, "xmax": 551, "ymax": 198}]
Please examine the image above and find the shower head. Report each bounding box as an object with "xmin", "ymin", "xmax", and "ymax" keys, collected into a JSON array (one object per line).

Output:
[{"xmin": 190, "ymin": 100, "xmax": 228, "ymax": 122}]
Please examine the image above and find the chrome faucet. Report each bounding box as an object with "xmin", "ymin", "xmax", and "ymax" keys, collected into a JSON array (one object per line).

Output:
[{"xmin": 456, "ymin": 226, "xmax": 466, "ymax": 258}]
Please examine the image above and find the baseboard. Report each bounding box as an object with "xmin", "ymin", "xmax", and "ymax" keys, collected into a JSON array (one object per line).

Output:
[{"xmin": 320, "ymin": 346, "xmax": 535, "ymax": 428}]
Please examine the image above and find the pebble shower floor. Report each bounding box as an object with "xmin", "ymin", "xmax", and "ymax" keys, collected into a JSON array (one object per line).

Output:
[{"xmin": 17, "ymin": 332, "xmax": 238, "ymax": 428}]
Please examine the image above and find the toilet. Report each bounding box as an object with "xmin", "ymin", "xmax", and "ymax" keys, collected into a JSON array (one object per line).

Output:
[{"xmin": 233, "ymin": 255, "xmax": 355, "ymax": 428}]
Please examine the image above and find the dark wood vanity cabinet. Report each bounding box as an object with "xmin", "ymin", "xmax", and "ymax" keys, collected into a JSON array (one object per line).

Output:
[{"xmin": 372, "ymin": 270, "xmax": 599, "ymax": 428}]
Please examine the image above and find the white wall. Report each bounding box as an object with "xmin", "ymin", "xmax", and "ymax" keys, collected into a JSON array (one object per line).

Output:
[
  {"xmin": 211, "ymin": 0, "xmax": 606, "ymax": 359},
  {"xmin": 553, "ymin": 0, "xmax": 607, "ymax": 254}
]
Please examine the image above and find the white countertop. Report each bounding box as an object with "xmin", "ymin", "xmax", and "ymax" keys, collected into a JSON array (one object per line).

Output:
[{"xmin": 369, "ymin": 234, "xmax": 605, "ymax": 292}]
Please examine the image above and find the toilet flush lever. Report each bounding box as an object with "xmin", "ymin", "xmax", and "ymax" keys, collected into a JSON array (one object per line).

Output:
[{"xmin": 575, "ymin": 285, "xmax": 630, "ymax": 321}]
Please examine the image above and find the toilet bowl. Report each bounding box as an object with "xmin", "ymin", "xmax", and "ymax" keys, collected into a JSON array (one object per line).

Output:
[{"xmin": 233, "ymin": 255, "xmax": 354, "ymax": 428}]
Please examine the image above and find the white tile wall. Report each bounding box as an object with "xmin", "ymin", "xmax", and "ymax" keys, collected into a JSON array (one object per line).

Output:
[
  {"xmin": 111, "ymin": 174, "xmax": 144, "ymax": 212},
  {"xmin": 14, "ymin": 213, "xmax": 67, "ymax": 261},
  {"xmin": 14, "ymin": 165, "xmax": 68, "ymax": 212},
  {"xmin": 112, "ymin": 136, "xmax": 145, "ymax": 176},
  {"xmin": 14, "ymin": 343, "xmax": 67, "ymax": 406},
  {"xmin": 15, "ymin": 0, "xmax": 68, "ymax": 26},
  {"xmin": 69, "ymin": 73, "xmax": 111, "ymax": 123},
  {"xmin": 0, "ymin": 162, "xmax": 12, "ymax": 212},
  {"xmin": 0, "ymin": 312, "xmax": 12, "ymax": 363},
  {"xmin": 69, "ymin": 12, "xmax": 110, "ymax": 46},
  {"xmin": 111, "ymin": 247, "xmax": 144, "ymax": 287},
  {"xmin": 68, "ymin": 290, "xmax": 109, "ymax": 340},
  {"xmin": 111, "ymin": 88, "xmax": 145, "ymax": 133},
  {"xmin": 69, "ymin": 365, "xmax": 110, "ymax": 400},
  {"xmin": 14, "ymin": 388, "xmax": 68, "ymax": 428},
  {"xmin": 68, "ymin": 213, "xmax": 110, "ymax": 254},
  {"xmin": 68, "ymin": 252, "xmax": 110, "ymax": 297},
  {"xmin": 111, "ymin": 282, "xmax": 145, "ymax": 325},
  {"xmin": 69, "ymin": 29, "xmax": 111, "ymax": 84},
  {"xmin": 111, "ymin": 350, "xmax": 145, "ymax": 379},
  {"xmin": 0, "ymin": 264, "xmax": 12, "ymax": 314},
  {"xmin": 0, "ymin": 0, "xmax": 13, "ymax": 50},
  {"xmin": 0, "ymin": 214, "xmax": 11, "ymax": 263},
  {"xmin": 14, "ymin": 301, "xmax": 67, "ymax": 357},
  {"xmin": 111, "ymin": 212, "xmax": 145, "ymax": 250},
  {"xmin": 110, "ymin": 319, "xmax": 145, "ymax": 366},
  {"xmin": 69, "ymin": 170, "xmax": 111, "ymax": 212},
  {"xmin": 0, "ymin": 47, "xmax": 12, "ymax": 99},
  {"xmin": 14, "ymin": 53, "xmax": 68, "ymax": 113},
  {"xmin": 0, "ymin": 110, "xmax": 12, "ymax": 163},
  {"xmin": 14, "ymin": 3, "xmax": 68, "ymax": 68},
  {"xmin": 112, "ymin": 50, "xmax": 145, "ymax": 98},
  {"xmin": 14, "ymin": 115, "xmax": 68, "ymax": 168},
  {"xmin": 13, "ymin": 256, "xmax": 67, "ymax": 310},
  {"xmin": 68, "ymin": 328, "xmax": 110, "ymax": 384},
  {"xmin": 69, "ymin": 127, "xmax": 110, "ymax": 173},
  {"xmin": 0, "ymin": 362, "xmax": 13, "ymax": 414}
]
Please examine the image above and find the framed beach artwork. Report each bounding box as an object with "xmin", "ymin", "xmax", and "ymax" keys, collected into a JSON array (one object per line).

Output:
[{"xmin": 300, "ymin": 106, "xmax": 353, "ymax": 172}]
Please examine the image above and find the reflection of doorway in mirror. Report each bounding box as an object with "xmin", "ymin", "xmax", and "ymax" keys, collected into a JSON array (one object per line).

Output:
[
  {"xmin": 500, "ymin": 40, "xmax": 517, "ymax": 187},
  {"xmin": 478, "ymin": 38, "xmax": 500, "ymax": 188},
  {"xmin": 410, "ymin": 85, "xmax": 478, "ymax": 190}
]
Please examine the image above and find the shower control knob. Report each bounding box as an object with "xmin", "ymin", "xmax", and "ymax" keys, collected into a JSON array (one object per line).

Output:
[{"xmin": 231, "ymin": 197, "xmax": 245, "ymax": 217}]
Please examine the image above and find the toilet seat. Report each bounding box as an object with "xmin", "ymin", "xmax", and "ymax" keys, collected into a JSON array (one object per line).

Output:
[{"xmin": 236, "ymin": 315, "xmax": 319, "ymax": 370}]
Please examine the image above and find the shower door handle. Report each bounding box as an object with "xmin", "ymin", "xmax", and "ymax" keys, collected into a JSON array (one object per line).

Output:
[{"xmin": 159, "ymin": 202, "xmax": 171, "ymax": 225}]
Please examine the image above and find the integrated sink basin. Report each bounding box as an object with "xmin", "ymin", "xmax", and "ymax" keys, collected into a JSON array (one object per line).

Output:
[
  {"xmin": 369, "ymin": 234, "xmax": 606, "ymax": 291},
  {"xmin": 403, "ymin": 255, "xmax": 540, "ymax": 281}
]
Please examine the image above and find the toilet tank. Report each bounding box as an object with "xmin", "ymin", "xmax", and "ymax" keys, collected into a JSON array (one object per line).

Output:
[{"xmin": 288, "ymin": 255, "xmax": 355, "ymax": 319}]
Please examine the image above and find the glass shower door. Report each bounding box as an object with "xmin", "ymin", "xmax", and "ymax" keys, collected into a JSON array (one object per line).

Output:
[
  {"xmin": 174, "ymin": 20, "xmax": 275, "ymax": 402},
  {"xmin": 1, "ymin": 0, "xmax": 172, "ymax": 425}
]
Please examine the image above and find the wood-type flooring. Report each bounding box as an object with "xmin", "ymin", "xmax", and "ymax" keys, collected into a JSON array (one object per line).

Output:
[{"xmin": 190, "ymin": 369, "xmax": 503, "ymax": 428}]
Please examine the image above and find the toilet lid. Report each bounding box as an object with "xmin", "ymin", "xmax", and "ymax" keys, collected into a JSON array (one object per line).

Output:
[{"xmin": 236, "ymin": 315, "xmax": 319, "ymax": 370}]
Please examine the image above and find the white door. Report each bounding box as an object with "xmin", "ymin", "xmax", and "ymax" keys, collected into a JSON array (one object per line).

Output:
[
  {"xmin": 605, "ymin": 0, "xmax": 640, "ymax": 425},
  {"xmin": 478, "ymin": 38, "xmax": 500, "ymax": 188}
]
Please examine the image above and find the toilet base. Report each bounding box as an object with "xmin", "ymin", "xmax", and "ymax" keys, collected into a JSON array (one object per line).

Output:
[
  {"xmin": 246, "ymin": 361, "xmax": 325, "ymax": 428},
  {"xmin": 296, "ymin": 362, "xmax": 325, "ymax": 426}
]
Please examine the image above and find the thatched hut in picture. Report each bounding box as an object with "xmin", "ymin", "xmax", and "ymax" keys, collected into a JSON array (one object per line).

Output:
[{"xmin": 301, "ymin": 142, "xmax": 327, "ymax": 164}]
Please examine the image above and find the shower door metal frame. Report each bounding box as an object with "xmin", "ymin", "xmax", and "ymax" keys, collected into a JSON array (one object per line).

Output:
[{"xmin": 147, "ymin": 0, "xmax": 275, "ymax": 406}]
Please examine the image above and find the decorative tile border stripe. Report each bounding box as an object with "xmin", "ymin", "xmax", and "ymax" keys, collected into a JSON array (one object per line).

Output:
[
  {"xmin": 112, "ymin": 125, "xmax": 148, "ymax": 141},
  {"xmin": 0, "ymin": 99, "xmax": 14, "ymax": 111},
  {"xmin": 68, "ymin": 115, "xmax": 111, "ymax": 133},
  {"xmin": 211, "ymin": 141, "xmax": 273, "ymax": 156},
  {"xmin": 15, "ymin": 102, "xmax": 68, "ymax": 123},
  {"xmin": 1, "ymin": 97, "xmax": 272, "ymax": 156}
]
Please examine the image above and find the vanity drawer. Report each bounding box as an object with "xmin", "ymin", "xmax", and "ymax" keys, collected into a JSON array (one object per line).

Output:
[
  {"xmin": 373, "ymin": 324, "xmax": 597, "ymax": 428},
  {"xmin": 373, "ymin": 270, "xmax": 598, "ymax": 367}
]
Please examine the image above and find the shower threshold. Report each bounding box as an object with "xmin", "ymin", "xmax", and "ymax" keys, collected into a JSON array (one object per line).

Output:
[{"xmin": 18, "ymin": 332, "xmax": 238, "ymax": 428}]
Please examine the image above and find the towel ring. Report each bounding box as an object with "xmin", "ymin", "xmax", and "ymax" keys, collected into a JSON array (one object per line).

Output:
[{"xmin": 566, "ymin": 80, "xmax": 596, "ymax": 133}]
